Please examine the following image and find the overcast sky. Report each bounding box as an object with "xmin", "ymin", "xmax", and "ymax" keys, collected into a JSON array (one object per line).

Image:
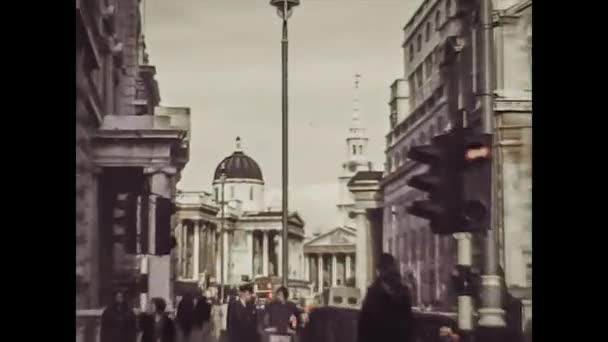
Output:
[{"xmin": 144, "ymin": 0, "xmax": 422, "ymax": 233}]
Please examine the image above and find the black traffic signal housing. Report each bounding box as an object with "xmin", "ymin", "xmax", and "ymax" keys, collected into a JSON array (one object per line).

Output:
[
  {"xmin": 406, "ymin": 131, "xmax": 463, "ymax": 235},
  {"xmin": 154, "ymin": 196, "xmax": 177, "ymax": 255},
  {"xmin": 113, "ymin": 193, "xmax": 139, "ymax": 254},
  {"xmin": 406, "ymin": 128, "xmax": 493, "ymax": 234},
  {"xmin": 461, "ymin": 131, "xmax": 492, "ymax": 231}
]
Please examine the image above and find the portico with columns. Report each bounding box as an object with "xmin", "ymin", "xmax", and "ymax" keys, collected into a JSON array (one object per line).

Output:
[
  {"xmin": 173, "ymin": 137, "xmax": 309, "ymax": 297},
  {"xmin": 304, "ymin": 227, "xmax": 356, "ymax": 293}
]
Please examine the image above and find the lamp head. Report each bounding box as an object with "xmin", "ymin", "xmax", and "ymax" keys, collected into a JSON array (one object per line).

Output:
[{"xmin": 270, "ymin": 0, "xmax": 300, "ymax": 20}]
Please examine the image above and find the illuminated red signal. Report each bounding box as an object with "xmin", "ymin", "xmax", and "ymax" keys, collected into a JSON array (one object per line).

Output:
[{"xmin": 465, "ymin": 146, "xmax": 490, "ymax": 161}]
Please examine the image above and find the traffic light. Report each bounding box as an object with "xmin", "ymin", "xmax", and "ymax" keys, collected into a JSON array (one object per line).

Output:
[
  {"xmin": 462, "ymin": 132, "xmax": 492, "ymax": 231},
  {"xmin": 406, "ymin": 131, "xmax": 462, "ymax": 235},
  {"xmin": 113, "ymin": 193, "xmax": 138, "ymax": 254},
  {"xmin": 406, "ymin": 128, "xmax": 493, "ymax": 234},
  {"xmin": 154, "ymin": 196, "xmax": 176, "ymax": 255}
]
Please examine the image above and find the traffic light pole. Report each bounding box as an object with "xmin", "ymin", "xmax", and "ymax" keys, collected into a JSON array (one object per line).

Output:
[
  {"xmin": 477, "ymin": 0, "xmax": 507, "ymax": 339},
  {"xmin": 455, "ymin": 233, "xmax": 474, "ymax": 342}
]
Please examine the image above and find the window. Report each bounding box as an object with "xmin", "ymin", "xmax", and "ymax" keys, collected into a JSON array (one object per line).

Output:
[
  {"xmin": 402, "ymin": 146, "xmax": 409, "ymax": 161},
  {"xmin": 417, "ymin": 34, "xmax": 422, "ymax": 52},
  {"xmin": 419, "ymin": 132, "xmax": 427, "ymax": 144},
  {"xmin": 409, "ymin": 77, "xmax": 416, "ymax": 94},
  {"xmin": 214, "ymin": 188, "xmax": 219, "ymax": 202},
  {"xmin": 435, "ymin": 11, "xmax": 441, "ymax": 29},
  {"xmin": 387, "ymin": 157, "xmax": 392, "ymax": 172},
  {"xmin": 388, "ymin": 238, "xmax": 393, "ymax": 254},
  {"xmin": 523, "ymin": 251, "xmax": 532, "ymax": 286},
  {"xmin": 429, "ymin": 125, "xmax": 436, "ymax": 138},
  {"xmin": 409, "ymin": 44, "xmax": 414, "ymax": 62},
  {"xmin": 437, "ymin": 116, "xmax": 445, "ymax": 132},
  {"xmin": 425, "ymin": 56, "xmax": 432, "ymax": 78},
  {"xmin": 358, "ymin": 145, "xmax": 363, "ymax": 154},
  {"xmin": 352, "ymin": 145, "xmax": 357, "ymax": 155},
  {"xmin": 425, "ymin": 22, "xmax": 431, "ymax": 42},
  {"xmin": 333, "ymin": 296, "xmax": 343, "ymax": 304},
  {"xmin": 249, "ymin": 186, "xmax": 254, "ymax": 201},
  {"xmin": 446, "ymin": 0, "xmax": 452, "ymax": 17},
  {"xmin": 348, "ymin": 297, "xmax": 358, "ymax": 305},
  {"xmin": 416, "ymin": 67, "xmax": 423, "ymax": 87},
  {"xmin": 394, "ymin": 153, "xmax": 401, "ymax": 168},
  {"xmin": 230, "ymin": 186, "xmax": 235, "ymax": 199}
]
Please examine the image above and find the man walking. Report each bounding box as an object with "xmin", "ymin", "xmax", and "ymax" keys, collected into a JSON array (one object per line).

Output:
[{"xmin": 227, "ymin": 283, "xmax": 259, "ymax": 342}]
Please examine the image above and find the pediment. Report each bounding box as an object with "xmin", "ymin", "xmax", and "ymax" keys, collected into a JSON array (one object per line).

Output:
[{"xmin": 305, "ymin": 227, "xmax": 356, "ymax": 247}]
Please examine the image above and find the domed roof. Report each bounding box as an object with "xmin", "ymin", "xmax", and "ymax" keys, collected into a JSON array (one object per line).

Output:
[{"xmin": 213, "ymin": 137, "xmax": 264, "ymax": 182}]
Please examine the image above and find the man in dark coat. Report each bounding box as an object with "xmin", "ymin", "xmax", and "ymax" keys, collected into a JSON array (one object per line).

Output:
[
  {"xmin": 357, "ymin": 253, "xmax": 414, "ymax": 342},
  {"xmin": 139, "ymin": 297, "xmax": 176, "ymax": 342},
  {"xmin": 100, "ymin": 290, "xmax": 137, "ymax": 342},
  {"xmin": 263, "ymin": 286, "xmax": 299, "ymax": 337},
  {"xmin": 227, "ymin": 283, "xmax": 259, "ymax": 342}
]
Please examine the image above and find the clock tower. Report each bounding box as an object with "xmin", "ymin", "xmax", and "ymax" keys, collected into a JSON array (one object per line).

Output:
[{"xmin": 337, "ymin": 74, "xmax": 372, "ymax": 227}]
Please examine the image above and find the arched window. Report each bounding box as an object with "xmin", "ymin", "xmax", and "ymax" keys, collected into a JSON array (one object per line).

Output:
[
  {"xmin": 249, "ymin": 186, "xmax": 254, "ymax": 201},
  {"xmin": 358, "ymin": 145, "xmax": 363, "ymax": 154},
  {"xmin": 417, "ymin": 34, "xmax": 422, "ymax": 52},
  {"xmin": 352, "ymin": 145, "xmax": 357, "ymax": 155},
  {"xmin": 435, "ymin": 11, "xmax": 441, "ymax": 29},
  {"xmin": 426, "ymin": 22, "xmax": 431, "ymax": 42}
]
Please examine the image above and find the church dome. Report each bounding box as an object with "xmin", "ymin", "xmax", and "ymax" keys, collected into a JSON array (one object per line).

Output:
[{"xmin": 213, "ymin": 137, "xmax": 264, "ymax": 182}]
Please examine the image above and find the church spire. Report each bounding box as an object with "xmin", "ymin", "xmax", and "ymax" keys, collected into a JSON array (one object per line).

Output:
[{"xmin": 351, "ymin": 73, "xmax": 362, "ymax": 129}]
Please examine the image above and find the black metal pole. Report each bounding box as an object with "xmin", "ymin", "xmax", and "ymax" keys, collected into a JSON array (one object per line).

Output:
[
  {"xmin": 281, "ymin": 17, "xmax": 289, "ymax": 289},
  {"xmin": 477, "ymin": 0, "xmax": 506, "ymax": 340},
  {"xmin": 220, "ymin": 174, "xmax": 225, "ymax": 302}
]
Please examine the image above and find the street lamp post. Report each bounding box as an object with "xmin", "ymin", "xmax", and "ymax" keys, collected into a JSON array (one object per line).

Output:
[
  {"xmin": 220, "ymin": 162, "xmax": 226, "ymax": 302},
  {"xmin": 270, "ymin": 0, "xmax": 299, "ymax": 288}
]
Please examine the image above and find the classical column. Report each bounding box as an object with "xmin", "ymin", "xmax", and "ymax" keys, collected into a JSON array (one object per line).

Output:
[
  {"xmin": 193, "ymin": 221, "xmax": 200, "ymax": 279},
  {"xmin": 317, "ymin": 254, "xmax": 323, "ymax": 291},
  {"xmin": 353, "ymin": 209, "xmax": 371, "ymax": 295},
  {"xmin": 262, "ymin": 231, "xmax": 269, "ymax": 276},
  {"xmin": 247, "ymin": 231, "xmax": 254, "ymax": 278},
  {"xmin": 145, "ymin": 166, "xmax": 177, "ymax": 310},
  {"xmin": 346, "ymin": 254, "xmax": 352, "ymax": 281},
  {"xmin": 223, "ymin": 229, "xmax": 229, "ymax": 284},
  {"xmin": 175, "ymin": 221, "xmax": 182, "ymax": 277},
  {"xmin": 200, "ymin": 222, "xmax": 208, "ymax": 276},
  {"xmin": 277, "ymin": 234, "xmax": 283, "ymax": 277},
  {"xmin": 331, "ymin": 254, "xmax": 338, "ymax": 286},
  {"xmin": 305, "ymin": 255, "xmax": 310, "ymax": 281}
]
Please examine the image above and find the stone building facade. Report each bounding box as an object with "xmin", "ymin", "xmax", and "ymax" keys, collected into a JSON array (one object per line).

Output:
[
  {"xmin": 174, "ymin": 138, "xmax": 309, "ymax": 298},
  {"xmin": 76, "ymin": 0, "xmax": 190, "ymax": 341},
  {"xmin": 379, "ymin": 0, "xmax": 532, "ymax": 320}
]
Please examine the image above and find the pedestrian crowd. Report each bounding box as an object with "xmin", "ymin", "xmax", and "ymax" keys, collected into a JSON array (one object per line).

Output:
[{"xmin": 100, "ymin": 253, "xmax": 526, "ymax": 342}]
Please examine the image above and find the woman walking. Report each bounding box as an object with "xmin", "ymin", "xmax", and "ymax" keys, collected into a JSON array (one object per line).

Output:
[
  {"xmin": 191, "ymin": 295, "xmax": 212, "ymax": 342},
  {"xmin": 100, "ymin": 290, "xmax": 137, "ymax": 342},
  {"xmin": 176, "ymin": 294, "xmax": 195, "ymax": 342}
]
